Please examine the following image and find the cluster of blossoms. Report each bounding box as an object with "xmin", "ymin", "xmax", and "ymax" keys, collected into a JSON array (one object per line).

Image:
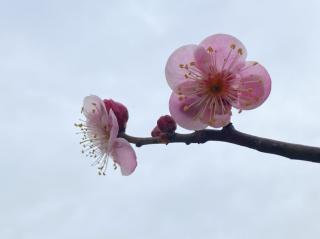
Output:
[
  {"xmin": 75, "ymin": 95, "xmax": 137, "ymax": 176},
  {"xmin": 166, "ymin": 34, "xmax": 271, "ymax": 130},
  {"xmin": 76, "ymin": 34, "xmax": 271, "ymax": 176}
]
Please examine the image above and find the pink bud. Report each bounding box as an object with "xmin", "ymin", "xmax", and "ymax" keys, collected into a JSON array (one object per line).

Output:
[
  {"xmin": 104, "ymin": 99, "xmax": 129, "ymax": 132},
  {"xmin": 151, "ymin": 126, "xmax": 161, "ymax": 137},
  {"xmin": 151, "ymin": 126, "xmax": 171, "ymax": 144},
  {"xmin": 157, "ymin": 115, "xmax": 177, "ymax": 134}
]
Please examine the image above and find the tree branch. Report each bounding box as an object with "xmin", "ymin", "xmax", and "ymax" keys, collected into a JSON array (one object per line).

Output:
[{"xmin": 119, "ymin": 124, "xmax": 320, "ymax": 163}]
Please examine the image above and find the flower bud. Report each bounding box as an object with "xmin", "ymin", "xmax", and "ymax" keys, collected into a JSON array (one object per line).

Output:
[
  {"xmin": 103, "ymin": 99, "xmax": 129, "ymax": 132},
  {"xmin": 157, "ymin": 115, "xmax": 177, "ymax": 134},
  {"xmin": 151, "ymin": 126, "xmax": 161, "ymax": 137}
]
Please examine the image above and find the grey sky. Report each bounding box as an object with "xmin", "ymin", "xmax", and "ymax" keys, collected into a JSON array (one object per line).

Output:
[{"xmin": 1, "ymin": 0, "xmax": 320, "ymax": 238}]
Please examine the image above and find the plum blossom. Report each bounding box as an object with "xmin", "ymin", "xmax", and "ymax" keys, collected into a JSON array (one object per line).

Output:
[
  {"xmin": 75, "ymin": 95, "xmax": 137, "ymax": 176},
  {"xmin": 166, "ymin": 34, "xmax": 271, "ymax": 130}
]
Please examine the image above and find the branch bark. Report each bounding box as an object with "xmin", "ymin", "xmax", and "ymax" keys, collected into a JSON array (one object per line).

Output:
[{"xmin": 119, "ymin": 124, "xmax": 320, "ymax": 163}]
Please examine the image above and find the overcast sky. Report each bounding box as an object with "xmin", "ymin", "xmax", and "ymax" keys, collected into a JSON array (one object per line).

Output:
[{"xmin": 1, "ymin": 0, "xmax": 320, "ymax": 238}]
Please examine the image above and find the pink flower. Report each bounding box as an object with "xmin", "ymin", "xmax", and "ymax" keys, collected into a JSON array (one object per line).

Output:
[
  {"xmin": 75, "ymin": 95, "xmax": 137, "ymax": 176},
  {"xmin": 166, "ymin": 34, "xmax": 271, "ymax": 130}
]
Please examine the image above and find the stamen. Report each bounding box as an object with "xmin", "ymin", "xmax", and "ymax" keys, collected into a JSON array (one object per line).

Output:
[
  {"xmin": 200, "ymin": 96, "xmax": 212, "ymax": 118},
  {"xmin": 182, "ymin": 97, "xmax": 206, "ymax": 119},
  {"xmin": 177, "ymin": 83, "xmax": 204, "ymax": 96},
  {"xmin": 208, "ymin": 96, "xmax": 217, "ymax": 123},
  {"xmin": 224, "ymin": 52, "xmax": 240, "ymax": 73},
  {"xmin": 241, "ymin": 78, "xmax": 262, "ymax": 84},
  {"xmin": 178, "ymin": 95, "xmax": 185, "ymax": 101},
  {"xmin": 75, "ymin": 113, "xmax": 112, "ymax": 175},
  {"xmin": 187, "ymin": 65, "xmax": 203, "ymax": 77},
  {"xmin": 230, "ymin": 44, "xmax": 236, "ymax": 49},
  {"xmin": 221, "ymin": 47, "xmax": 234, "ymax": 71},
  {"xmin": 193, "ymin": 95, "xmax": 211, "ymax": 120},
  {"xmin": 239, "ymin": 62, "xmax": 258, "ymax": 73}
]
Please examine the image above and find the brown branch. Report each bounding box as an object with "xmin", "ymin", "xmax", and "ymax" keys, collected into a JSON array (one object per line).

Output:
[{"xmin": 119, "ymin": 124, "xmax": 320, "ymax": 163}]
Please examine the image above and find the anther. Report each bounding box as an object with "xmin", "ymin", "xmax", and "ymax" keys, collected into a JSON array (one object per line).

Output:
[
  {"xmin": 209, "ymin": 119, "xmax": 216, "ymax": 124},
  {"xmin": 207, "ymin": 47, "xmax": 214, "ymax": 53},
  {"xmin": 178, "ymin": 96, "xmax": 185, "ymax": 101}
]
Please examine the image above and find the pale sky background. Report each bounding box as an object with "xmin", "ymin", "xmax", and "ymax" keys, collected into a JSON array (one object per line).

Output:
[{"xmin": 1, "ymin": 0, "xmax": 320, "ymax": 238}]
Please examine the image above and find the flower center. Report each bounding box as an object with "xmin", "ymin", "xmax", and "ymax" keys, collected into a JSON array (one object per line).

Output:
[
  {"xmin": 210, "ymin": 83, "xmax": 222, "ymax": 94},
  {"xmin": 207, "ymin": 74, "xmax": 225, "ymax": 96}
]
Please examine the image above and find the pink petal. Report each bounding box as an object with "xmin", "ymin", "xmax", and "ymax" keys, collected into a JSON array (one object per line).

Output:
[
  {"xmin": 83, "ymin": 95, "xmax": 109, "ymax": 134},
  {"xmin": 111, "ymin": 138, "xmax": 137, "ymax": 176},
  {"xmin": 197, "ymin": 100, "xmax": 232, "ymax": 128},
  {"xmin": 199, "ymin": 34, "xmax": 246, "ymax": 72},
  {"xmin": 175, "ymin": 80, "xmax": 200, "ymax": 96},
  {"xmin": 83, "ymin": 95, "xmax": 106, "ymax": 121},
  {"xmin": 236, "ymin": 62, "xmax": 271, "ymax": 110},
  {"xmin": 82, "ymin": 95, "xmax": 111, "ymax": 154},
  {"xmin": 200, "ymin": 110, "xmax": 232, "ymax": 128},
  {"xmin": 169, "ymin": 92, "xmax": 207, "ymax": 130},
  {"xmin": 108, "ymin": 109, "xmax": 119, "ymax": 146},
  {"xmin": 165, "ymin": 44, "xmax": 198, "ymax": 92},
  {"xmin": 194, "ymin": 46, "xmax": 211, "ymax": 74}
]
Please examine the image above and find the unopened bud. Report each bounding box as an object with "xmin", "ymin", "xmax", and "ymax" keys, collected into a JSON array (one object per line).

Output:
[
  {"xmin": 151, "ymin": 126, "xmax": 161, "ymax": 137},
  {"xmin": 157, "ymin": 115, "xmax": 177, "ymax": 134},
  {"xmin": 104, "ymin": 99, "xmax": 129, "ymax": 132}
]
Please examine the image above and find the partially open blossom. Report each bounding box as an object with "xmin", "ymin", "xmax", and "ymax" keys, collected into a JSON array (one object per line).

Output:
[
  {"xmin": 166, "ymin": 34, "xmax": 271, "ymax": 130},
  {"xmin": 75, "ymin": 95, "xmax": 137, "ymax": 176},
  {"xmin": 103, "ymin": 99, "xmax": 128, "ymax": 133},
  {"xmin": 157, "ymin": 115, "xmax": 177, "ymax": 134}
]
